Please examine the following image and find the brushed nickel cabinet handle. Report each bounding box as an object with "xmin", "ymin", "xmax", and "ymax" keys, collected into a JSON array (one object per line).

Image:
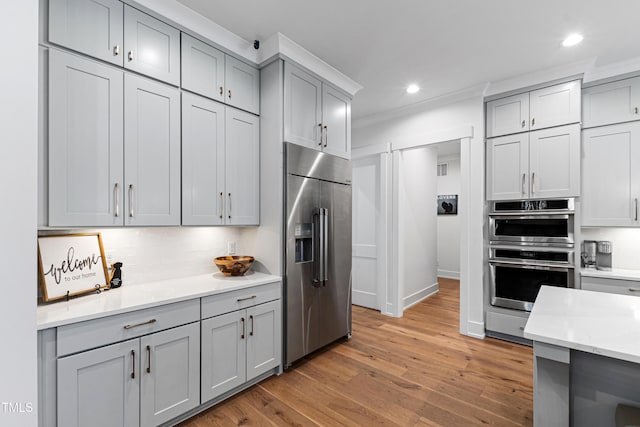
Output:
[
  {"xmin": 531, "ymin": 117, "xmax": 535, "ymax": 126},
  {"xmin": 228, "ymin": 193, "xmax": 232, "ymax": 219},
  {"xmin": 521, "ymin": 120, "xmax": 525, "ymax": 128},
  {"xmin": 114, "ymin": 183, "xmax": 120, "ymax": 217},
  {"xmin": 250, "ymin": 315, "xmax": 254, "ymax": 336},
  {"xmin": 237, "ymin": 295, "xmax": 256, "ymax": 302},
  {"xmin": 228, "ymin": 89, "xmax": 232, "ymax": 99},
  {"xmin": 131, "ymin": 350, "xmax": 136, "ymax": 379},
  {"xmin": 113, "ymin": 45, "xmax": 120, "ymax": 56},
  {"xmin": 219, "ymin": 86, "xmax": 223, "ymax": 96},
  {"xmin": 219, "ymin": 192, "xmax": 224, "ymax": 219},
  {"xmin": 318, "ymin": 123, "xmax": 323, "ymax": 146},
  {"xmin": 635, "ymin": 107, "xmax": 639, "ymax": 115},
  {"xmin": 146, "ymin": 345, "xmax": 151, "ymax": 373},
  {"xmin": 635, "ymin": 198, "xmax": 638, "ymax": 221},
  {"xmin": 128, "ymin": 50, "xmax": 133, "ymax": 62},
  {"xmin": 522, "ymin": 173, "xmax": 526, "ymax": 194},
  {"xmin": 241, "ymin": 317, "xmax": 245, "ymax": 339},
  {"xmin": 323, "ymin": 125, "xmax": 328, "ymax": 148},
  {"xmin": 531, "ymin": 172, "xmax": 536, "ymax": 194},
  {"xmin": 628, "ymin": 288, "xmax": 640, "ymax": 292},
  {"xmin": 124, "ymin": 319, "xmax": 157, "ymax": 329},
  {"xmin": 128, "ymin": 184, "xmax": 134, "ymax": 217}
]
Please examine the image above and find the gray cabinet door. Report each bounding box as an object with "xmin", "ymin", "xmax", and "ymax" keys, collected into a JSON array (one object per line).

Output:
[
  {"xmin": 486, "ymin": 92, "xmax": 530, "ymax": 138},
  {"xmin": 246, "ymin": 300, "xmax": 281, "ymax": 381},
  {"xmin": 322, "ymin": 84, "xmax": 351, "ymax": 159},
  {"xmin": 49, "ymin": 49, "xmax": 124, "ymax": 227},
  {"xmin": 486, "ymin": 133, "xmax": 530, "ymax": 200},
  {"xmin": 140, "ymin": 323, "xmax": 200, "ymax": 427},
  {"xmin": 49, "ymin": 0, "xmax": 124, "ymax": 66},
  {"xmin": 57, "ymin": 339, "xmax": 139, "ymax": 427},
  {"xmin": 124, "ymin": 5, "xmax": 180, "ymax": 86},
  {"xmin": 182, "ymin": 92, "xmax": 226, "ymax": 225},
  {"xmin": 201, "ymin": 311, "xmax": 246, "ymax": 402},
  {"xmin": 225, "ymin": 107, "xmax": 260, "ymax": 225},
  {"xmin": 225, "ymin": 56, "xmax": 260, "ymax": 114},
  {"xmin": 284, "ymin": 62, "xmax": 322, "ymax": 149},
  {"xmin": 124, "ymin": 74, "xmax": 180, "ymax": 226},
  {"xmin": 181, "ymin": 33, "xmax": 225, "ymax": 102}
]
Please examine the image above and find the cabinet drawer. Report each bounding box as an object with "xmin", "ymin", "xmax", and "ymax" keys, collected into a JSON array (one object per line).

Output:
[
  {"xmin": 201, "ymin": 281, "xmax": 281, "ymax": 319},
  {"xmin": 581, "ymin": 276, "xmax": 640, "ymax": 297},
  {"xmin": 486, "ymin": 311, "xmax": 529, "ymax": 338},
  {"xmin": 57, "ymin": 299, "xmax": 200, "ymax": 356}
]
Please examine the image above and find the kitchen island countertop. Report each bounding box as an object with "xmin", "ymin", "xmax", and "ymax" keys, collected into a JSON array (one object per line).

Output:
[
  {"xmin": 37, "ymin": 271, "xmax": 281, "ymax": 330},
  {"xmin": 524, "ymin": 285, "xmax": 640, "ymax": 364}
]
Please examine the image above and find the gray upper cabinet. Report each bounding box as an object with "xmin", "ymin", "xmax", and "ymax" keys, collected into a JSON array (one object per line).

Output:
[
  {"xmin": 582, "ymin": 76, "xmax": 640, "ymax": 129},
  {"xmin": 225, "ymin": 56, "xmax": 260, "ymax": 114},
  {"xmin": 181, "ymin": 33, "xmax": 259, "ymax": 114},
  {"xmin": 225, "ymin": 107, "xmax": 260, "ymax": 225},
  {"xmin": 49, "ymin": 0, "xmax": 124, "ymax": 66},
  {"xmin": 284, "ymin": 62, "xmax": 351, "ymax": 159},
  {"xmin": 124, "ymin": 5, "xmax": 180, "ymax": 86},
  {"xmin": 48, "ymin": 49, "xmax": 124, "ymax": 227},
  {"xmin": 486, "ymin": 80, "xmax": 581, "ymax": 138},
  {"xmin": 182, "ymin": 92, "xmax": 226, "ymax": 226},
  {"xmin": 124, "ymin": 74, "xmax": 181, "ymax": 226},
  {"xmin": 181, "ymin": 33, "xmax": 225, "ymax": 103}
]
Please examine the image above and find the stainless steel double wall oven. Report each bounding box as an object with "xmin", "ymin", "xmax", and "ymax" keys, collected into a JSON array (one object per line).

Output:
[{"xmin": 488, "ymin": 199, "xmax": 575, "ymax": 311}]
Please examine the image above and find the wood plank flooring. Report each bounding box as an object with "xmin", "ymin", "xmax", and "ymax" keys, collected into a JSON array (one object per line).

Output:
[{"xmin": 179, "ymin": 278, "xmax": 533, "ymax": 426}]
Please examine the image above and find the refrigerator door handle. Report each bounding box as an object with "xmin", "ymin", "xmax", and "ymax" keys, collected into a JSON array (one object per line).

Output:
[
  {"xmin": 321, "ymin": 208, "xmax": 328, "ymax": 287},
  {"xmin": 312, "ymin": 211, "xmax": 323, "ymax": 287}
]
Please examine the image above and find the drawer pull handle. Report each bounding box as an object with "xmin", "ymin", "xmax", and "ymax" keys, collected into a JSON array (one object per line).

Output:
[
  {"xmin": 250, "ymin": 315, "xmax": 254, "ymax": 336},
  {"xmin": 146, "ymin": 345, "xmax": 151, "ymax": 373},
  {"xmin": 124, "ymin": 319, "xmax": 157, "ymax": 329},
  {"xmin": 237, "ymin": 295, "xmax": 257, "ymax": 302},
  {"xmin": 241, "ymin": 317, "xmax": 245, "ymax": 339},
  {"xmin": 131, "ymin": 350, "xmax": 136, "ymax": 379},
  {"xmin": 628, "ymin": 288, "xmax": 640, "ymax": 292}
]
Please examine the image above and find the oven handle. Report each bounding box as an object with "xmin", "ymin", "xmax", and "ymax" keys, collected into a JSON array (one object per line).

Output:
[
  {"xmin": 489, "ymin": 261, "xmax": 574, "ymax": 271},
  {"xmin": 489, "ymin": 214, "xmax": 572, "ymax": 219},
  {"xmin": 489, "ymin": 257, "xmax": 574, "ymax": 268}
]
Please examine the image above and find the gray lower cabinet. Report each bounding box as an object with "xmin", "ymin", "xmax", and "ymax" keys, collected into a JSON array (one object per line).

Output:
[
  {"xmin": 57, "ymin": 322, "xmax": 199, "ymax": 427},
  {"xmin": 48, "ymin": 50, "xmax": 180, "ymax": 227},
  {"xmin": 201, "ymin": 297, "xmax": 281, "ymax": 403},
  {"xmin": 49, "ymin": 0, "xmax": 124, "ymax": 66}
]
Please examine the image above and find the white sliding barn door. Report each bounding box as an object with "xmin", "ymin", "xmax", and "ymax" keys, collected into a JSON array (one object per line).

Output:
[{"xmin": 352, "ymin": 151, "xmax": 389, "ymax": 311}]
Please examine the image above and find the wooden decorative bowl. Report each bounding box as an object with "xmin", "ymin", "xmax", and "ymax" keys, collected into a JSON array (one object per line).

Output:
[{"xmin": 214, "ymin": 256, "xmax": 254, "ymax": 276}]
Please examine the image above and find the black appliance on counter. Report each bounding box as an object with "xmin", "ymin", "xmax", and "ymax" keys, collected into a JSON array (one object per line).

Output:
[{"xmin": 488, "ymin": 198, "xmax": 576, "ymax": 311}]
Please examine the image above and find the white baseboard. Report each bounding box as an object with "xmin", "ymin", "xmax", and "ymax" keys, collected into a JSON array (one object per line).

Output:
[
  {"xmin": 437, "ymin": 269, "xmax": 460, "ymax": 280},
  {"xmin": 464, "ymin": 320, "xmax": 485, "ymax": 339},
  {"xmin": 402, "ymin": 282, "xmax": 439, "ymax": 311}
]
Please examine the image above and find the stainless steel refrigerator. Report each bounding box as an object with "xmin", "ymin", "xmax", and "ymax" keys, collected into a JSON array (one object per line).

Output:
[{"xmin": 284, "ymin": 142, "xmax": 352, "ymax": 367}]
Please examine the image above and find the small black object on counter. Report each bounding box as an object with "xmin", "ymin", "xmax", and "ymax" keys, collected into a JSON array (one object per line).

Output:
[{"xmin": 110, "ymin": 262, "xmax": 123, "ymax": 288}]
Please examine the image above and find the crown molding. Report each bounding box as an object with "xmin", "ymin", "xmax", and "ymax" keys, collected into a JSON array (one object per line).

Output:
[
  {"xmin": 353, "ymin": 84, "xmax": 485, "ymax": 130},
  {"xmin": 258, "ymin": 33, "xmax": 363, "ymax": 97},
  {"xmin": 583, "ymin": 55, "xmax": 640, "ymax": 85}
]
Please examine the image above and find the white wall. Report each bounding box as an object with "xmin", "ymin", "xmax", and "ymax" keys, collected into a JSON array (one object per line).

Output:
[
  {"xmin": 437, "ymin": 155, "xmax": 461, "ymax": 279},
  {"xmin": 1, "ymin": 2, "xmax": 38, "ymax": 424},
  {"xmin": 581, "ymin": 228, "xmax": 640, "ymax": 270},
  {"xmin": 353, "ymin": 95, "xmax": 485, "ymax": 338},
  {"xmin": 396, "ymin": 146, "xmax": 439, "ymax": 308}
]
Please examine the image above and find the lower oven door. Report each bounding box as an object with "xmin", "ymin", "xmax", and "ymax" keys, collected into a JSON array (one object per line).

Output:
[{"xmin": 489, "ymin": 261, "xmax": 575, "ymax": 311}]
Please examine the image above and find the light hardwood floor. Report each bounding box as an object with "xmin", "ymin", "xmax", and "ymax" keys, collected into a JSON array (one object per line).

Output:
[{"xmin": 179, "ymin": 278, "xmax": 533, "ymax": 426}]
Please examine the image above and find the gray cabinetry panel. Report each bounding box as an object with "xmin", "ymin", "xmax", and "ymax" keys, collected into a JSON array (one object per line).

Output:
[
  {"xmin": 284, "ymin": 62, "xmax": 322, "ymax": 149},
  {"xmin": 124, "ymin": 5, "xmax": 180, "ymax": 85},
  {"xmin": 49, "ymin": 0, "xmax": 124, "ymax": 66},
  {"xmin": 181, "ymin": 33, "xmax": 225, "ymax": 102},
  {"xmin": 182, "ymin": 92, "xmax": 225, "ymax": 225},
  {"xmin": 48, "ymin": 49, "xmax": 124, "ymax": 226},
  {"xmin": 225, "ymin": 55, "xmax": 260, "ymax": 114},
  {"xmin": 124, "ymin": 73, "xmax": 181, "ymax": 226}
]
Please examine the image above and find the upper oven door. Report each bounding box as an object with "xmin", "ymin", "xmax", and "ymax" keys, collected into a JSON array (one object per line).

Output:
[{"xmin": 489, "ymin": 214, "xmax": 574, "ymax": 245}]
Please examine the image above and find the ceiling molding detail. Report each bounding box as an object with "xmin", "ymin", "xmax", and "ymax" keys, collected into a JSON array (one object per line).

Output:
[
  {"xmin": 584, "ymin": 55, "xmax": 640, "ymax": 84},
  {"xmin": 258, "ymin": 33, "xmax": 363, "ymax": 97}
]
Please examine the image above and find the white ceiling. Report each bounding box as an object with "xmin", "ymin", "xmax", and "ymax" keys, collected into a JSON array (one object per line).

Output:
[{"xmin": 177, "ymin": 0, "xmax": 640, "ymax": 120}]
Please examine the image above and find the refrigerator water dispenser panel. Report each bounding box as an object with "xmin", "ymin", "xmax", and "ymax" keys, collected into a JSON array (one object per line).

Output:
[{"xmin": 295, "ymin": 223, "xmax": 313, "ymax": 263}]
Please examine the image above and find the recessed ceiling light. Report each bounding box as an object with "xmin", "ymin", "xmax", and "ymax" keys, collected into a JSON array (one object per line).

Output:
[
  {"xmin": 562, "ymin": 34, "xmax": 583, "ymax": 47},
  {"xmin": 406, "ymin": 84, "xmax": 420, "ymax": 94}
]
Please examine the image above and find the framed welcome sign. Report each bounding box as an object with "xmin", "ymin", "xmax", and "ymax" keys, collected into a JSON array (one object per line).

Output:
[{"xmin": 38, "ymin": 233, "xmax": 109, "ymax": 302}]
